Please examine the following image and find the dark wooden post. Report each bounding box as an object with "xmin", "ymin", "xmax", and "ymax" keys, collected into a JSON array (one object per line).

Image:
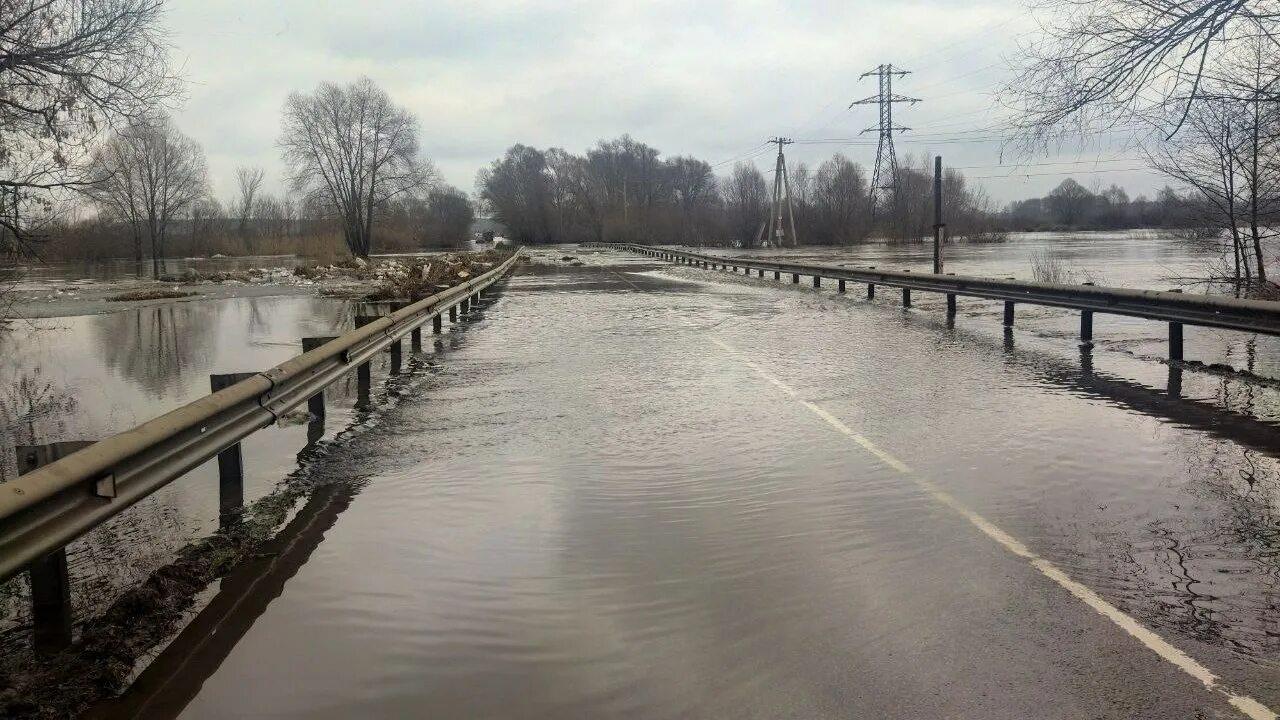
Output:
[
  {"xmin": 867, "ymin": 283, "xmax": 875, "ymax": 299},
  {"xmin": 792, "ymin": 273, "xmax": 800, "ymax": 284},
  {"xmin": 1003, "ymin": 301, "xmax": 1015, "ymax": 327},
  {"xmin": 773, "ymin": 270, "xmax": 780, "ymax": 280},
  {"xmin": 933, "ymin": 155, "xmax": 945, "ymax": 275},
  {"xmin": 449, "ymin": 305, "xmax": 457, "ymax": 323},
  {"xmin": 1167, "ymin": 289, "xmax": 1184, "ymax": 361},
  {"xmin": 758, "ymin": 269, "xmax": 765, "ymax": 278},
  {"xmin": 1167, "ymin": 366, "xmax": 1183, "ymax": 398},
  {"xmin": 17, "ymin": 441, "xmax": 93, "ymax": 655},
  {"xmin": 902, "ymin": 288, "xmax": 911, "ymax": 307},
  {"xmin": 389, "ymin": 336, "xmax": 402, "ymax": 375},
  {"xmin": 946, "ymin": 294, "xmax": 957, "ymax": 317},
  {"xmin": 433, "ymin": 314, "xmax": 443, "ymax": 334},
  {"xmin": 813, "ymin": 276, "xmax": 821, "ymax": 288},
  {"xmin": 1080, "ymin": 311, "xmax": 1093, "ymax": 345},
  {"xmin": 210, "ymin": 373, "xmax": 256, "ymax": 527},
  {"xmin": 838, "ymin": 279, "xmax": 846, "ymax": 292},
  {"xmin": 301, "ymin": 337, "xmax": 337, "ymax": 418}
]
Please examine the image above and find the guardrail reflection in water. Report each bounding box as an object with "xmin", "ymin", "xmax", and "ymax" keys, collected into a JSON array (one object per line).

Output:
[
  {"xmin": 0, "ymin": 250, "xmax": 522, "ymax": 654},
  {"xmin": 584, "ymin": 242, "xmax": 1280, "ymax": 361}
]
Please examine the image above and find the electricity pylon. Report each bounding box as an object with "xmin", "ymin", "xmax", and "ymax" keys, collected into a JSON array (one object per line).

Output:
[
  {"xmin": 850, "ymin": 64, "xmax": 919, "ymax": 217},
  {"xmin": 763, "ymin": 137, "xmax": 797, "ymax": 248}
]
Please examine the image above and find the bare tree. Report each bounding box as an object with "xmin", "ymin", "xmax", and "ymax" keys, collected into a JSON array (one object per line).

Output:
[
  {"xmin": 279, "ymin": 77, "xmax": 432, "ymax": 258},
  {"xmin": 235, "ymin": 166, "xmax": 265, "ymax": 238},
  {"xmin": 88, "ymin": 114, "xmax": 209, "ymax": 277},
  {"xmin": 667, "ymin": 156, "xmax": 718, "ymax": 245},
  {"xmin": 0, "ymin": 0, "xmax": 180, "ymax": 255},
  {"xmin": 419, "ymin": 186, "xmax": 474, "ymax": 247},
  {"xmin": 1002, "ymin": 0, "xmax": 1280, "ymax": 141},
  {"xmin": 1149, "ymin": 92, "xmax": 1280, "ymax": 293},
  {"xmin": 809, "ymin": 155, "xmax": 871, "ymax": 245},
  {"xmin": 721, "ymin": 162, "xmax": 767, "ymax": 247}
]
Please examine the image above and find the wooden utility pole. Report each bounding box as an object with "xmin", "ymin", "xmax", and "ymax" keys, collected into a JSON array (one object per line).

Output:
[
  {"xmin": 933, "ymin": 155, "xmax": 945, "ymax": 274},
  {"xmin": 765, "ymin": 137, "xmax": 798, "ymax": 247}
]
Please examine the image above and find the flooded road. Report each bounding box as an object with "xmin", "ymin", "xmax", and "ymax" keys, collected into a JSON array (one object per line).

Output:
[{"xmin": 99, "ymin": 245, "xmax": 1280, "ymax": 719}]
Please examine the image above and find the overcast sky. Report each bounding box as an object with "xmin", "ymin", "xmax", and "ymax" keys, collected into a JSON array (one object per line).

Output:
[{"xmin": 167, "ymin": 0, "xmax": 1165, "ymax": 207}]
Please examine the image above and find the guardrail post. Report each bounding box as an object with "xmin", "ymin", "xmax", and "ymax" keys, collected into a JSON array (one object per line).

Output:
[
  {"xmin": 389, "ymin": 336, "xmax": 402, "ymax": 375},
  {"xmin": 1166, "ymin": 289, "xmax": 1185, "ymax": 361},
  {"xmin": 792, "ymin": 273, "xmax": 800, "ymax": 284},
  {"xmin": 301, "ymin": 337, "xmax": 338, "ymax": 417},
  {"xmin": 1080, "ymin": 311, "xmax": 1093, "ymax": 345},
  {"xmin": 210, "ymin": 373, "xmax": 255, "ymax": 528},
  {"xmin": 868, "ymin": 283, "xmax": 875, "ymax": 299},
  {"xmin": 838, "ymin": 279, "xmax": 846, "ymax": 292},
  {"xmin": 433, "ymin": 314, "xmax": 443, "ymax": 334},
  {"xmin": 901, "ymin": 287, "xmax": 911, "ymax": 307},
  {"xmin": 16, "ymin": 441, "xmax": 92, "ymax": 656},
  {"xmin": 388, "ymin": 302, "xmax": 409, "ymax": 372},
  {"xmin": 1168, "ymin": 365, "xmax": 1183, "ymax": 397},
  {"xmin": 946, "ymin": 294, "xmax": 957, "ymax": 317},
  {"xmin": 354, "ymin": 316, "xmax": 376, "ymax": 406},
  {"xmin": 773, "ymin": 270, "xmax": 780, "ymax": 280},
  {"xmin": 813, "ymin": 276, "xmax": 821, "ymax": 288},
  {"xmin": 1003, "ymin": 301, "xmax": 1015, "ymax": 327},
  {"xmin": 758, "ymin": 269, "xmax": 765, "ymax": 278},
  {"xmin": 449, "ymin": 305, "xmax": 457, "ymax": 323},
  {"xmin": 411, "ymin": 326, "xmax": 422, "ymax": 352}
]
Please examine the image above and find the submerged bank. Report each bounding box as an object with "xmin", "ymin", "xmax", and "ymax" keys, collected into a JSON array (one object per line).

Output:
[{"xmin": 2, "ymin": 249, "xmax": 514, "ymax": 320}]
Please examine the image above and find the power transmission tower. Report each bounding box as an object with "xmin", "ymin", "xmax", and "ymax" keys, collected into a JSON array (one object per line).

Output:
[
  {"xmin": 850, "ymin": 64, "xmax": 919, "ymax": 216},
  {"xmin": 764, "ymin": 137, "xmax": 797, "ymax": 248}
]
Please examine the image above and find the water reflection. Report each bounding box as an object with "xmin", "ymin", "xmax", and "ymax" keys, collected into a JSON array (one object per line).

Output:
[
  {"xmin": 0, "ymin": 367, "xmax": 79, "ymax": 481},
  {"xmin": 990, "ymin": 341, "xmax": 1280, "ymax": 658},
  {"xmin": 93, "ymin": 303, "xmax": 225, "ymax": 394}
]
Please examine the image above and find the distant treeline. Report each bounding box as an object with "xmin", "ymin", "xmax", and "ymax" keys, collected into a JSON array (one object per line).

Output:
[
  {"xmin": 38, "ymin": 185, "xmax": 475, "ymax": 263},
  {"xmin": 1001, "ymin": 179, "xmax": 1198, "ymax": 231},
  {"xmin": 477, "ymin": 136, "xmax": 1004, "ymax": 247}
]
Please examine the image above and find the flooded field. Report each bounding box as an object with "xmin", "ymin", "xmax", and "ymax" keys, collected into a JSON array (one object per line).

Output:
[{"xmin": 3, "ymin": 231, "xmax": 1280, "ymax": 718}]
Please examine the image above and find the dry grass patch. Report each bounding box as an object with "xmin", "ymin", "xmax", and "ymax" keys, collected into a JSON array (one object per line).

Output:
[{"xmin": 106, "ymin": 288, "xmax": 197, "ymax": 302}]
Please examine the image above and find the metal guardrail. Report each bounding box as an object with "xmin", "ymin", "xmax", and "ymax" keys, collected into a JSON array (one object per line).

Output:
[
  {"xmin": 0, "ymin": 250, "xmax": 522, "ymax": 585},
  {"xmin": 584, "ymin": 242, "xmax": 1280, "ymax": 346}
]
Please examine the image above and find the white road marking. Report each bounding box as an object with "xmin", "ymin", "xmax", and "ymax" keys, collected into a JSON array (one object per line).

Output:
[{"xmin": 708, "ymin": 335, "xmax": 1277, "ymax": 720}]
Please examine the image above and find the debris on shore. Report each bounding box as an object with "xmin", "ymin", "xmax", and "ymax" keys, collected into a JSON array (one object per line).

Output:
[{"xmin": 361, "ymin": 248, "xmax": 515, "ymax": 302}]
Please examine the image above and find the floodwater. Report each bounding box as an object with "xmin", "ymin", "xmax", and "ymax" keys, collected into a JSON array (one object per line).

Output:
[
  {"xmin": 4, "ymin": 231, "xmax": 1280, "ymax": 718},
  {"xmin": 0, "ymin": 294, "xmax": 374, "ymax": 631}
]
